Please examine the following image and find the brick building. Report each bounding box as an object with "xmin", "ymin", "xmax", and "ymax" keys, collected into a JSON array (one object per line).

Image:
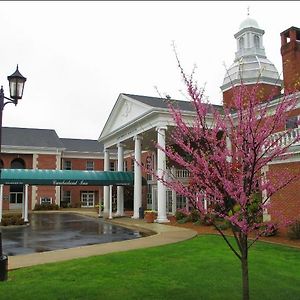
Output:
[
  {"xmin": 1, "ymin": 16, "xmax": 300, "ymax": 225},
  {"xmin": 0, "ymin": 127, "xmax": 106, "ymax": 210},
  {"xmin": 99, "ymin": 17, "xmax": 300, "ymax": 224}
]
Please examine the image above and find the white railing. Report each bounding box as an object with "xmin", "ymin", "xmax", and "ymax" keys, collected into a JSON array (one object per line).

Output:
[
  {"xmin": 268, "ymin": 127, "xmax": 300, "ymax": 149},
  {"xmin": 175, "ymin": 169, "xmax": 190, "ymax": 178}
]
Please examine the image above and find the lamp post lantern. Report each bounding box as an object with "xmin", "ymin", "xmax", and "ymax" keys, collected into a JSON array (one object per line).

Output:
[{"xmin": 0, "ymin": 65, "xmax": 26, "ymax": 281}]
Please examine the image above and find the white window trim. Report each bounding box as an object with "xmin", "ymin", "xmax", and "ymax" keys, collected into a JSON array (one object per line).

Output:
[{"xmin": 40, "ymin": 197, "xmax": 53, "ymax": 205}]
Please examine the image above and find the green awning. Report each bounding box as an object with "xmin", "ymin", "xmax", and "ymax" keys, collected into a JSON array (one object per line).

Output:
[{"xmin": 0, "ymin": 169, "xmax": 135, "ymax": 186}]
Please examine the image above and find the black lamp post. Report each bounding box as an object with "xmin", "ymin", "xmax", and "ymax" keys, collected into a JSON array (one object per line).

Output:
[{"xmin": 0, "ymin": 65, "xmax": 26, "ymax": 281}]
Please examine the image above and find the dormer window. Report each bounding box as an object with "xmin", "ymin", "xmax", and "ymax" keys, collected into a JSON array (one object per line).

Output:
[{"xmin": 254, "ymin": 35, "xmax": 260, "ymax": 48}]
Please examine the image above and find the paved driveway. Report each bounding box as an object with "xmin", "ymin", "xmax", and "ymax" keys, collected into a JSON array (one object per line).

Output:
[{"xmin": 1, "ymin": 213, "xmax": 141, "ymax": 256}]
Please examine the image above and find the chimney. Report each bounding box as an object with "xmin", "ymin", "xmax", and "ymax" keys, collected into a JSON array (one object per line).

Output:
[{"xmin": 281, "ymin": 26, "xmax": 300, "ymax": 92}]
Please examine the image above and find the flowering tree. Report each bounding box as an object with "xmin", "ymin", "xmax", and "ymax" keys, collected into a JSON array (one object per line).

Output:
[{"xmin": 153, "ymin": 58, "xmax": 300, "ymax": 300}]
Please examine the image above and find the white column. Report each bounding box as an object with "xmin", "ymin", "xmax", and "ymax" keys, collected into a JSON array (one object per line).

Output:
[
  {"xmin": 132, "ymin": 135, "xmax": 142, "ymax": 219},
  {"xmin": 98, "ymin": 189, "xmax": 102, "ymax": 217},
  {"xmin": 0, "ymin": 184, "xmax": 3, "ymax": 223},
  {"xmin": 262, "ymin": 165, "xmax": 271, "ymax": 222},
  {"xmin": 156, "ymin": 126, "xmax": 169, "ymax": 223},
  {"xmin": 171, "ymin": 166, "xmax": 177, "ymax": 215},
  {"xmin": 226, "ymin": 136, "xmax": 232, "ymax": 162},
  {"xmin": 55, "ymin": 186, "xmax": 61, "ymax": 207},
  {"xmin": 172, "ymin": 189, "xmax": 177, "ymax": 215},
  {"xmin": 24, "ymin": 184, "xmax": 29, "ymax": 222},
  {"xmin": 204, "ymin": 198, "xmax": 208, "ymax": 213},
  {"xmin": 151, "ymin": 185, "xmax": 156, "ymax": 211},
  {"xmin": 22, "ymin": 186, "xmax": 25, "ymax": 219},
  {"xmin": 109, "ymin": 185, "xmax": 113, "ymax": 220},
  {"xmin": 117, "ymin": 143, "xmax": 124, "ymax": 216},
  {"xmin": 103, "ymin": 148, "xmax": 110, "ymax": 216}
]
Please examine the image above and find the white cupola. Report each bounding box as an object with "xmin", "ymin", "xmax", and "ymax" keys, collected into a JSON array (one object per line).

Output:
[{"xmin": 221, "ymin": 16, "xmax": 282, "ymax": 93}]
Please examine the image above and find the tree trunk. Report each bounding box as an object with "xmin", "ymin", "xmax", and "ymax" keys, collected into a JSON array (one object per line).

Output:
[
  {"xmin": 241, "ymin": 256, "xmax": 249, "ymax": 300},
  {"xmin": 240, "ymin": 234, "xmax": 249, "ymax": 300}
]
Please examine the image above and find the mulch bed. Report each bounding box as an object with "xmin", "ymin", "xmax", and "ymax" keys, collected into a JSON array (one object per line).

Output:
[{"xmin": 166, "ymin": 218, "xmax": 300, "ymax": 249}]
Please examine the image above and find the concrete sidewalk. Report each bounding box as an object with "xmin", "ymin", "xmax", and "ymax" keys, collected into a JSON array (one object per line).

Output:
[{"xmin": 8, "ymin": 213, "xmax": 197, "ymax": 270}]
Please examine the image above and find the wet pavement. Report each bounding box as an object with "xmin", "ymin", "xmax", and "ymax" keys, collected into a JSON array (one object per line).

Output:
[{"xmin": 1, "ymin": 213, "xmax": 142, "ymax": 256}]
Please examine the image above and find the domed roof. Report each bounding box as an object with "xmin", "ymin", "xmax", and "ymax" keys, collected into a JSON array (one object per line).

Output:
[
  {"xmin": 221, "ymin": 56, "xmax": 282, "ymax": 92},
  {"xmin": 239, "ymin": 17, "xmax": 260, "ymax": 30}
]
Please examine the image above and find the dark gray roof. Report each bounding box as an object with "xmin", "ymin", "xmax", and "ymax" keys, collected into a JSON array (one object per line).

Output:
[
  {"xmin": 2, "ymin": 127, "xmax": 64, "ymax": 148},
  {"xmin": 123, "ymin": 93, "xmax": 224, "ymax": 113},
  {"xmin": 60, "ymin": 138, "xmax": 103, "ymax": 153}
]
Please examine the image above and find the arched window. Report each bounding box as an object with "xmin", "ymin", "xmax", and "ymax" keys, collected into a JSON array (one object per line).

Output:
[
  {"xmin": 11, "ymin": 158, "xmax": 26, "ymax": 169},
  {"xmin": 254, "ymin": 35, "xmax": 260, "ymax": 48},
  {"xmin": 239, "ymin": 37, "xmax": 245, "ymax": 49}
]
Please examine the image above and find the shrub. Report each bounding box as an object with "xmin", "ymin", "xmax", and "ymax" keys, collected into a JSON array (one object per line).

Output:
[
  {"xmin": 287, "ymin": 220, "xmax": 300, "ymax": 240},
  {"xmin": 60, "ymin": 201, "xmax": 70, "ymax": 208},
  {"xmin": 177, "ymin": 217, "xmax": 189, "ymax": 224},
  {"xmin": 200, "ymin": 213, "xmax": 215, "ymax": 226},
  {"xmin": 260, "ymin": 222, "xmax": 279, "ymax": 237},
  {"xmin": 215, "ymin": 220, "xmax": 231, "ymax": 230},
  {"xmin": 175, "ymin": 209, "xmax": 188, "ymax": 221},
  {"xmin": 34, "ymin": 203, "xmax": 59, "ymax": 211},
  {"xmin": 188, "ymin": 209, "xmax": 200, "ymax": 223},
  {"xmin": 1, "ymin": 213, "xmax": 25, "ymax": 226}
]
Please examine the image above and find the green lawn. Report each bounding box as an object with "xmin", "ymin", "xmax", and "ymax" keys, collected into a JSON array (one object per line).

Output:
[{"xmin": 1, "ymin": 235, "xmax": 300, "ymax": 300}]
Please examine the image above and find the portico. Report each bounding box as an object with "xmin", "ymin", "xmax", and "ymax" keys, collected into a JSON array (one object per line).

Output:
[{"xmin": 98, "ymin": 93, "xmax": 198, "ymax": 223}]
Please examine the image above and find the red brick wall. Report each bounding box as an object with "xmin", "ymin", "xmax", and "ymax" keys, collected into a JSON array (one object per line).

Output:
[
  {"xmin": 35, "ymin": 186, "xmax": 56, "ymax": 206},
  {"xmin": 61, "ymin": 157, "xmax": 104, "ymax": 171},
  {"xmin": 223, "ymin": 84, "xmax": 281, "ymax": 109},
  {"xmin": 281, "ymin": 27, "xmax": 300, "ymax": 92},
  {"xmin": 0, "ymin": 154, "xmax": 33, "ymax": 209},
  {"xmin": 61, "ymin": 186, "xmax": 102, "ymax": 208},
  {"xmin": 268, "ymin": 162, "xmax": 300, "ymax": 224},
  {"xmin": 35, "ymin": 154, "xmax": 57, "ymax": 205},
  {"xmin": 0, "ymin": 153, "xmax": 33, "ymax": 169},
  {"xmin": 60, "ymin": 157, "xmax": 104, "ymax": 207},
  {"xmin": 37, "ymin": 154, "xmax": 57, "ymax": 169}
]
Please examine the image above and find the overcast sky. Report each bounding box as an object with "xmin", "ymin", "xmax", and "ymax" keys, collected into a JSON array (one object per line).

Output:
[{"xmin": 0, "ymin": 1, "xmax": 299, "ymax": 140}]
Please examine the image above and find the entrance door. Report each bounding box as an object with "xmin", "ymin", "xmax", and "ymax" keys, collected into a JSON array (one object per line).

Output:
[
  {"xmin": 81, "ymin": 192, "xmax": 95, "ymax": 207},
  {"xmin": 9, "ymin": 192, "xmax": 23, "ymax": 210}
]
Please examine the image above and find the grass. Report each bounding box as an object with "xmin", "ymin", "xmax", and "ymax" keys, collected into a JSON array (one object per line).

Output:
[{"xmin": 1, "ymin": 235, "xmax": 300, "ymax": 300}]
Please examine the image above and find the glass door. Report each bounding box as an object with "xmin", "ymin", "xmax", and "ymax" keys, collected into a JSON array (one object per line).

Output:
[
  {"xmin": 9, "ymin": 192, "xmax": 23, "ymax": 210},
  {"xmin": 81, "ymin": 192, "xmax": 95, "ymax": 207}
]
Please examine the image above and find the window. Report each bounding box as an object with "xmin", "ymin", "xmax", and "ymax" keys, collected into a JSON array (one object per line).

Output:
[
  {"xmin": 146, "ymin": 155, "xmax": 152, "ymax": 180},
  {"xmin": 86, "ymin": 161, "xmax": 94, "ymax": 171},
  {"xmin": 286, "ymin": 116, "xmax": 299, "ymax": 130},
  {"xmin": 166, "ymin": 190, "xmax": 172, "ymax": 213},
  {"xmin": 124, "ymin": 160, "xmax": 128, "ymax": 172},
  {"xmin": 109, "ymin": 161, "xmax": 115, "ymax": 171},
  {"xmin": 176, "ymin": 194, "xmax": 187, "ymax": 209},
  {"xmin": 254, "ymin": 35, "xmax": 260, "ymax": 48},
  {"xmin": 63, "ymin": 160, "xmax": 72, "ymax": 170},
  {"xmin": 63, "ymin": 191, "xmax": 71, "ymax": 203},
  {"xmin": 61, "ymin": 191, "xmax": 71, "ymax": 208},
  {"xmin": 239, "ymin": 37, "xmax": 244, "ymax": 49},
  {"xmin": 40, "ymin": 197, "xmax": 52, "ymax": 205}
]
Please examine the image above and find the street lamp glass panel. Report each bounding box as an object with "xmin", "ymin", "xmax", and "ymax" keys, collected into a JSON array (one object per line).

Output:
[{"xmin": 7, "ymin": 66, "xmax": 26, "ymax": 100}]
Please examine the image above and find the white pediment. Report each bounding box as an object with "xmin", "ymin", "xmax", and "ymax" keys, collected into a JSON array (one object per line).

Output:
[{"xmin": 99, "ymin": 94, "xmax": 152, "ymax": 139}]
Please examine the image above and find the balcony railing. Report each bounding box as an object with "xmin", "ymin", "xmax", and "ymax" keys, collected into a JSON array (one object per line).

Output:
[
  {"xmin": 268, "ymin": 127, "xmax": 300, "ymax": 149},
  {"xmin": 175, "ymin": 169, "xmax": 191, "ymax": 178}
]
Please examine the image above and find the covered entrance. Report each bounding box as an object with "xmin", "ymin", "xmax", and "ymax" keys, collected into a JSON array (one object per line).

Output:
[{"xmin": 0, "ymin": 168, "xmax": 134, "ymax": 222}]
